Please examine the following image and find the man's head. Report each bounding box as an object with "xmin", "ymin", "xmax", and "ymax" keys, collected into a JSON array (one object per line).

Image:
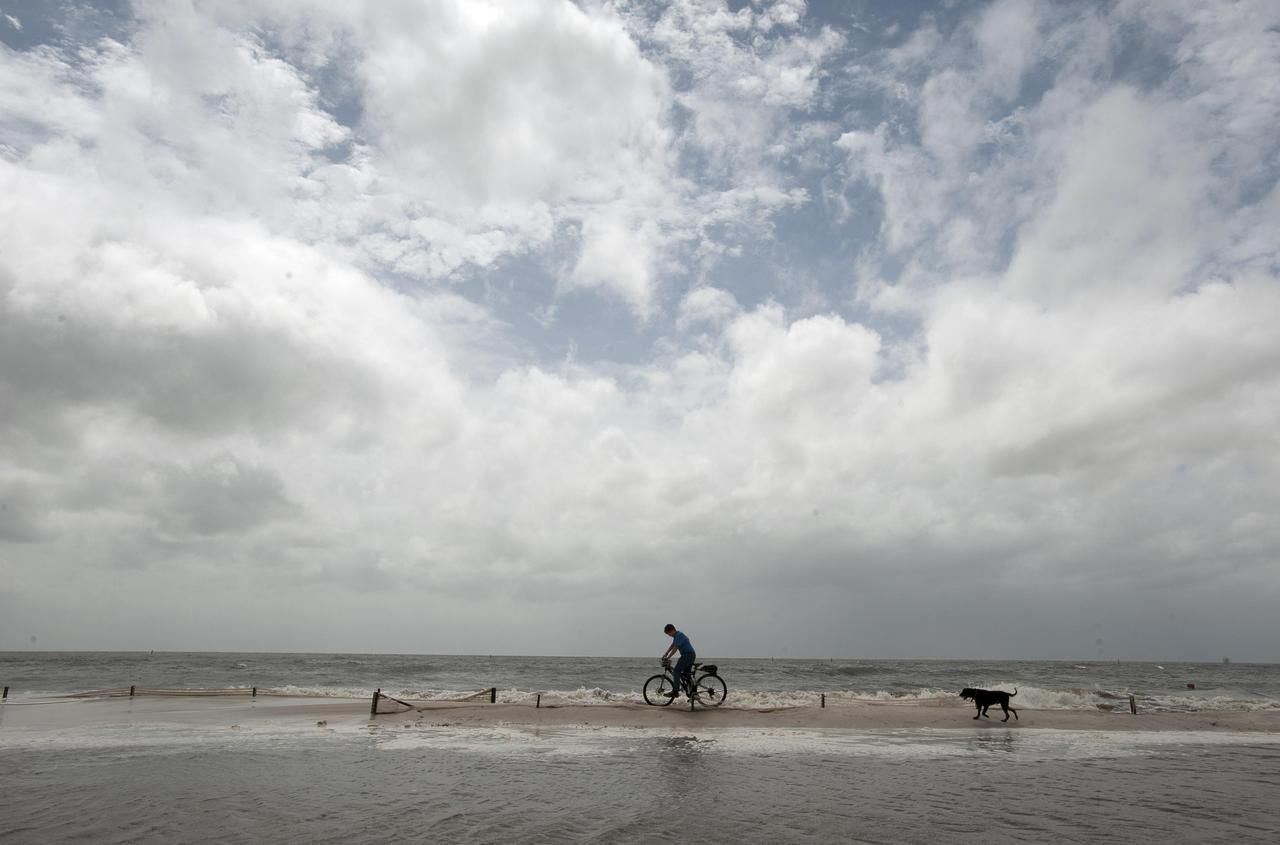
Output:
[{"xmin": 663, "ymin": 624, "xmax": 676, "ymax": 635}]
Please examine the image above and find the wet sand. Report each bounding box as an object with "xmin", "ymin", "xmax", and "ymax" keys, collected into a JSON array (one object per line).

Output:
[{"xmin": 4, "ymin": 695, "xmax": 1278, "ymax": 734}]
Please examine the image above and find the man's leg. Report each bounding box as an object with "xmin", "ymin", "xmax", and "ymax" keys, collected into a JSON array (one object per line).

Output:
[
  {"xmin": 663, "ymin": 657, "xmax": 681, "ymax": 697},
  {"xmin": 675, "ymin": 654, "xmax": 694, "ymax": 696}
]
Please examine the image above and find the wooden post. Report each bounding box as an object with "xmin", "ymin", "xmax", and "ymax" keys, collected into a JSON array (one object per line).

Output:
[
  {"xmin": 1129, "ymin": 694, "xmax": 1137, "ymax": 715},
  {"xmin": 370, "ymin": 688, "xmax": 381, "ymax": 717},
  {"xmin": 2, "ymin": 686, "xmax": 8, "ymax": 699},
  {"xmin": 252, "ymin": 687, "xmax": 257, "ymax": 698},
  {"xmin": 821, "ymin": 693, "xmax": 825, "ymax": 708},
  {"xmin": 489, "ymin": 687, "xmax": 496, "ymax": 703},
  {"xmin": 536, "ymin": 694, "xmax": 541, "ymax": 709},
  {"xmin": 129, "ymin": 685, "xmax": 135, "ymax": 697}
]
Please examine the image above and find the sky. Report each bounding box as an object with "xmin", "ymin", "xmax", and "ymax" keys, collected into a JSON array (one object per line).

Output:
[{"xmin": 1, "ymin": 0, "xmax": 1277, "ymax": 661}]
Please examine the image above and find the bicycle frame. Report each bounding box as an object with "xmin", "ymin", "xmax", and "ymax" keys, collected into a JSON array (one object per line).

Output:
[{"xmin": 644, "ymin": 660, "xmax": 727, "ymax": 709}]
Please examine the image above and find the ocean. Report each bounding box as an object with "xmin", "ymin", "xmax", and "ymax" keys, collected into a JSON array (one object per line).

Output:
[
  {"xmin": 2, "ymin": 653, "xmax": 1279, "ymax": 843},
  {"xmin": 3, "ymin": 651, "xmax": 1277, "ymax": 711}
]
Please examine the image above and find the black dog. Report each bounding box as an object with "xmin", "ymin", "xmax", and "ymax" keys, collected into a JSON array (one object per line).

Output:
[{"xmin": 960, "ymin": 687, "xmax": 1019, "ymax": 721}]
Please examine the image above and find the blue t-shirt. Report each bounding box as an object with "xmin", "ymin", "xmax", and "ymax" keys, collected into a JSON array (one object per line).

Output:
[{"xmin": 671, "ymin": 630, "xmax": 694, "ymax": 656}]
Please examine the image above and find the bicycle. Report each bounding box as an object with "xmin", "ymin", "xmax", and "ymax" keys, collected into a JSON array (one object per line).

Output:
[{"xmin": 643, "ymin": 658, "xmax": 728, "ymax": 710}]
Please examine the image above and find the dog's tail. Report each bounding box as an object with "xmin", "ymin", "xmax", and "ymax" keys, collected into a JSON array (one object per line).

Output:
[{"xmin": 1010, "ymin": 688, "xmax": 1018, "ymax": 697}]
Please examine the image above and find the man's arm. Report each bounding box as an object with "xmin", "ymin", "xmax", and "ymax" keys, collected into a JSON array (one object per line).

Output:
[{"xmin": 662, "ymin": 643, "xmax": 676, "ymax": 660}]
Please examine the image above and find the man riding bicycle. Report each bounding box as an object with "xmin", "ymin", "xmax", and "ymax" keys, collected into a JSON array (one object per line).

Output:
[{"xmin": 661, "ymin": 624, "xmax": 695, "ymax": 697}]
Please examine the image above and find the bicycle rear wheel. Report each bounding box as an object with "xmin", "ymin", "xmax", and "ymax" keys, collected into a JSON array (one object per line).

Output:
[
  {"xmin": 692, "ymin": 672, "xmax": 727, "ymax": 708},
  {"xmin": 643, "ymin": 674, "xmax": 677, "ymax": 706}
]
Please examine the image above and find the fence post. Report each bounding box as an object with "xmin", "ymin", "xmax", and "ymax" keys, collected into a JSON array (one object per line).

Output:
[
  {"xmin": 1129, "ymin": 694, "xmax": 1137, "ymax": 715},
  {"xmin": 371, "ymin": 688, "xmax": 381, "ymax": 717},
  {"xmin": 536, "ymin": 694, "xmax": 541, "ymax": 709},
  {"xmin": 252, "ymin": 687, "xmax": 257, "ymax": 698},
  {"xmin": 129, "ymin": 685, "xmax": 135, "ymax": 697},
  {"xmin": 2, "ymin": 686, "xmax": 8, "ymax": 700},
  {"xmin": 489, "ymin": 687, "xmax": 496, "ymax": 703},
  {"xmin": 821, "ymin": 693, "xmax": 825, "ymax": 708}
]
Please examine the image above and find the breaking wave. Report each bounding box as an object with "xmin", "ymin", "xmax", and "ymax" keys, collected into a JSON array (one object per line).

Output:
[{"xmin": 384, "ymin": 685, "xmax": 1280, "ymax": 713}]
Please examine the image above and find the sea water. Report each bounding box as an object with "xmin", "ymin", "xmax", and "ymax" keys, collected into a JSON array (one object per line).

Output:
[
  {"xmin": 3, "ymin": 651, "xmax": 1277, "ymax": 711},
  {"xmin": 2, "ymin": 653, "xmax": 1279, "ymax": 843},
  {"xmin": 2, "ymin": 720, "xmax": 1278, "ymax": 843}
]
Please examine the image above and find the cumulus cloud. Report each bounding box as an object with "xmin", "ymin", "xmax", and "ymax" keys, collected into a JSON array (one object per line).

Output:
[
  {"xmin": 1, "ymin": 1, "xmax": 1277, "ymax": 659},
  {"xmin": 676, "ymin": 286, "xmax": 740, "ymax": 331}
]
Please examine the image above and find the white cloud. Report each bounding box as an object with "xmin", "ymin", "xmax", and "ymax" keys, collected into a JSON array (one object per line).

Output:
[
  {"xmin": 569, "ymin": 210, "xmax": 664, "ymax": 315},
  {"xmin": 1, "ymin": 1, "xmax": 1278, "ymax": 658},
  {"xmin": 676, "ymin": 286, "xmax": 740, "ymax": 330},
  {"xmin": 1005, "ymin": 86, "xmax": 1211, "ymax": 304},
  {"xmin": 649, "ymin": 0, "xmax": 841, "ymax": 162},
  {"xmin": 974, "ymin": 0, "xmax": 1047, "ymax": 100},
  {"xmin": 308, "ymin": 0, "xmax": 691, "ymax": 308},
  {"xmin": 359, "ymin": 1, "xmax": 670, "ymax": 207}
]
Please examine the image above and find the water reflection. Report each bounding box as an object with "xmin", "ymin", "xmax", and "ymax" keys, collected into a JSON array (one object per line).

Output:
[
  {"xmin": 655, "ymin": 734, "xmax": 714, "ymax": 802},
  {"xmin": 971, "ymin": 732, "xmax": 1018, "ymax": 753}
]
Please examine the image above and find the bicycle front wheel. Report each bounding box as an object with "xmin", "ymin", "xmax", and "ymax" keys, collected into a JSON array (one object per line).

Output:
[
  {"xmin": 643, "ymin": 674, "xmax": 677, "ymax": 706},
  {"xmin": 693, "ymin": 673, "xmax": 727, "ymax": 708}
]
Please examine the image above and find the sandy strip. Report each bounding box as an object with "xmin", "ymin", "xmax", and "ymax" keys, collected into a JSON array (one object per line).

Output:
[{"xmin": 3, "ymin": 696, "xmax": 1278, "ymax": 734}]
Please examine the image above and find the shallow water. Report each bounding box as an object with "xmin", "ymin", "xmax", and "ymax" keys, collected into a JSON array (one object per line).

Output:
[
  {"xmin": 4, "ymin": 652, "xmax": 1277, "ymax": 712},
  {"xmin": 5, "ymin": 652, "xmax": 1278, "ymax": 842},
  {"xmin": 2, "ymin": 721, "xmax": 1278, "ymax": 843}
]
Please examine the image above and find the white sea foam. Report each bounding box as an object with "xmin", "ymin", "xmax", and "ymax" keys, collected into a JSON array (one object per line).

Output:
[
  {"xmin": 497, "ymin": 685, "xmax": 1274, "ymax": 713},
  {"xmin": 310, "ymin": 683, "xmax": 1280, "ymax": 713},
  {"xmin": 476, "ymin": 687, "xmax": 640, "ymax": 706},
  {"xmin": 255, "ymin": 685, "xmax": 370, "ymax": 699},
  {"xmin": 0, "ymin": 720, "xmax": 351, "ymax": 752},
  {"xmin": 373, "ymin": 724, "xmax": 1280, "ymax": 761},
  {"xmin": 29, "ymin": 681, "xmax": 1273, "ymax": 714},
  {"xmin": 377, "ymin": 725, "xmax": 616, "ymax": 756}
]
